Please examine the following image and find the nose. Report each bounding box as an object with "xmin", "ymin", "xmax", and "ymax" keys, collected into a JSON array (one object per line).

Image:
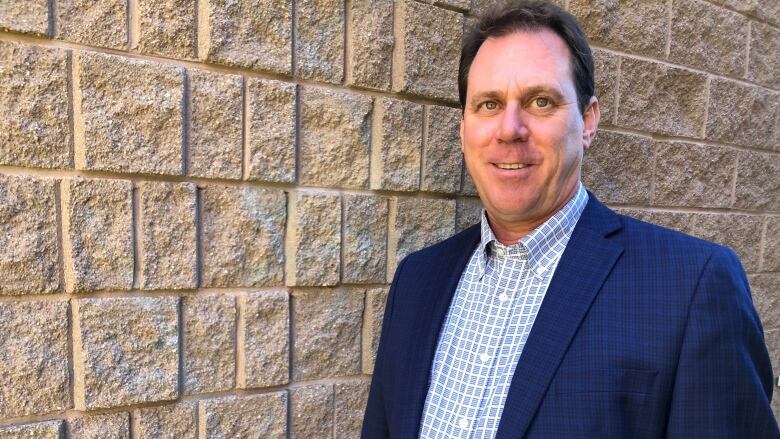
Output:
[{"xmin": 497, "ymin": 104, "xmax": 529, "ymax": 144}]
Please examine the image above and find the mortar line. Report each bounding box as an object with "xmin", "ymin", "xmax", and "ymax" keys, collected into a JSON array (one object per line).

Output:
[
  {"xmin": 70, "ymin": 298, "xmax": 86, "ymax": 410},
  {"xmin": 331, "ymin": 381, "xmax": 337, "ymax": 438},
  {"xmin": 53, "ymin": 180, "xmax": 67, "ymax": 296},
  {"xmin": 127, "ymin": 0, "xmax": 139, "ymax": 50},
  {"xmin": 294, "ymin": 85, "xmax": 301, "ymax": 183},
  {"xmin": 47, "ymin": 0, "xmax": 55, "ymax": 38},
  {"xmin": 758, "ymin": 215, "xmax": 768, "ymax": 272},
  {"xmin": 236, "ymin": 294, "xmax": 246, "ymax": 388},
  {"xmin": 66, "ymin": 297, "xmax": 76, "ymax": 416},
  {"xmin": 196, "ymin": 0, "xmax": 209, "ymax": 61},
  {"xmin": 194, "ymin": 187, "xmax": 202, "ymax": 288},
  {"xmin": 241, "ymin": 77, "xmax": 249, "ymax": 180},
  {"xmin": 612, "ymin": 56, "xmax": 622, "ymax": 126},
  {"xmin": 730, "ymin": 151, "xmax": 739, "ymax": 208},
  {"xmin": 132, "ymin": 184, "xmax": 143, "ymax": 290},
  {"xmin": 344, "ymin": 0, "xmax": 353, "ymax": 85},
  {"xmin": 699, "ymin": 0, "xmax": 779, "ymax": 29},
  {"xmin": 664, "ymin": 0, "xmax": 673, "ymax": 59},
  {"xmin": 182, "ymin": 70, "xmax": 191, "ymax": 176},
  {"xmin": 387, "ymin": 197, "xmax": 398, "ymax": 281},
  {"xmin": 64, "ymin": 50, "xmax": 76, "ymax": 169},
  {"xmin": 128, "ymin": 409, "xmax": 137, "ymax": 439},
  {"xmin": 197, "ymin": 401, "xmax": 206, "ymax": 439},
  {"xmin": 284, "ymin": 191, "xmax": 298, "ymax": 287},
  {"xmin": 291, "ymin": 0, "xmax": 298, "ymax": 77},
  {"xmin": 700, "ymin": 75, "xmax": 711, "ymax": 139},
  {"xmin": 420, "ymin": 105, "xmax": 429, "ymax": 190},
  {"xmin": 369, "ymin": 97, "xmax": 384, "ymax": 189},
  {"xmin": 59, "ymin": 180, "xmax": 76, "ymax": 294},
  {"xmin": 339, "ymin": 195, "xmax": 346, "ymax": 283},
  {"xmin": 744, "ymin": 20, "xmax": 752, "ymax": 78},
  {"xmin": 177, "ymin": 297, "xmax": 186, "ymax": 398}
]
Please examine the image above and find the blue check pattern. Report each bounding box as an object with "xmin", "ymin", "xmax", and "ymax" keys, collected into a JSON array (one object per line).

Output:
[{"xmin": 418, "ymin": 183, "xmax": 588, "ymax": 439}]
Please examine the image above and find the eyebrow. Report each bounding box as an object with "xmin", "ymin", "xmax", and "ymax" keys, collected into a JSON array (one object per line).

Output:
[{"xmin": 469, "ymin": 85, "xmax": 566, "ymax": 105}]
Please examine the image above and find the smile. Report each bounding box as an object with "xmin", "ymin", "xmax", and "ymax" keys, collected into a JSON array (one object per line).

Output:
[{"xmin": 494, "ymin": 163, "xmax": 529, "ymax": 170}]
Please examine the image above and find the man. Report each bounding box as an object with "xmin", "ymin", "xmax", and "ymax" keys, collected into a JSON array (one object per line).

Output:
[{"xmin": 362, "ymin": 1, "xmax": 779, "ymax": 438}]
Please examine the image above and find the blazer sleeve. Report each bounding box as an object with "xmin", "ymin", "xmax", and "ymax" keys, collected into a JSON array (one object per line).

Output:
[{"xmin": 665, "ymin": 247, "xmax": 779, "ymax": 438}]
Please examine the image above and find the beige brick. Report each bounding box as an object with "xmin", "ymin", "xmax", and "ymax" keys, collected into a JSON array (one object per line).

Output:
[
  {"xmin": 202, "ymin": 392, "xmax": 287, "ymax": 439},
  {"xmin": 653, "ymin": 142, "xmax": 735, "ymax": 208},
  {"xmin": 616, "ymin": 58, "xmax": 708, "ymax": 138},
  {"xmin": 187, "ymin": 69, "xmax": 242, "ymax": 180},
  {"xmin": 763, "ymin": 217, "xmax": 780, "ymax": 272},
  {"xmin": 0, "ymin": 175, "xmax": 59, "ymax": 295},
  {"xmin": 292, "ymin": 288, "xmax": 363, "ymax": 380},
  {"xmin": 289, "ymin": 384, "xmax": 334, "ymax": 439},
  {"xmin": 76, "ymin": 296, "xmax": 179, "ymax": 409},
  {"xmin": 300, "ymin": 87, "xmax": 372, "ymax": 188},
  {"xmin": 582, "ymin": 131, "xmax": 653, "ymax": 204},
  {"xmin": 286, "ymin": 192, "xmax": 341, "ymax": 286},
  {"xmin": 394, "ymin": 197, "xmax": 457, "ymax": 266},
  {"xmin": 0, "ymin": 301, "xmax": 70, "ymax": 418},
  {"xmin": 362, "ymin": 287, "xmax": 388, "ymax": 374},
  {"xmin": 137, "ymin": 402, "xmax": 197, "ymax": 439},
  {"xmin": 471, "ymin": 0, "xmax": 564, "ymax": 13},
  {"xmin": 243, "ymin": 290, "xmax": 289, "ymax": 388},
  {"xmin": 0, "ymin": 421, "xmax": 63, "ymax": 439},
  {"xmin": 693, "ymin": 214, "xmax": 763, "ymax": 272},
  {"xmin": 78, "ymin": 52, "xmax": 184, "ymax": 175},
  {"xmin": 422, "ymin": 105, "xmax": 462, "ymax": 194},
  {"xmin": 68, "ymin": 412, "xmax": 129, "ymax": 439},
  {"xmin": 371, "ymin": 97, "xmax": 423, "ymax": 191},
  {"xmin": 616, "ymin": 209, "xmax": 698, "ymax": 236},
  {"xmin": 295, "ymin": 0, "xmax": 343, "ymax": 83},
  {"xmin": 462, "ymin": 167, "xmax": 478, "ymax": 196},
  {"xmin": 247, "ymin": 78, "xmax": 296, "ymax": 183},
  {"xmin": 749, "ymin": 274, "xmax": 780, "ymax": 330},
  {"xmin": 139, "ymin": 0, "xmax": 196, "ymax": 58},
  {"xmin": 0, "ymin": 42, "xmax": 70, "ymax": 169},
  {"xmin": 735, "ymin": 150, "xmax": 780, "ymax": 211},
  {"xmin": 57, "ymin": 0, "xmax": 127, "ymax": 49},
  {"xmin": 456, "ymin": 197, "xmax": 482, "ymax": 232},
  {"xmin": 748, "ymin": 22, "xmax": 779, "ymax": 89},
  {"xmin": 393, "ymin": 0, "xmax": 463, "ymax": 102},
  {"xmin": 139, "ymin": 181, "xmax": 197, "ymax": 290},
  {"xmin": 710, "ymin": 0, "xmax": 779, "ymax": 26},
  {"xmin": 63, "ymin": 178, "xmax": 133, "ymax": 293},
  {"xmin": 206, "ymin": 0, "xmax": 292, "ymax": 74},
  {"xmin": 705, "ymin": 79, "xmax": 778, "ymax": 151},
  {"xmin": 334, "ymin": 380, "xmax": 370, "ymax": 438},
  {"xmin": 183, "ymin": 294, "xmax": 235, "ymax": 394},
  {"xmin": 592, "ymin": 49, "xmax": 618, "ymax": 124},
  {"xmin": 348, "ymin": 0, "xmax": 393, "ymax": 90},
  {"xmin": 0, "ymin": 0, "xmax": 48, "ymax": 35},
  {"xmin": 200, "ymin": 185, "xmax": 286, "ymax": 287},
  {"xmin": 343, "ymin": 194, "xmax": 388, "ymax": 284}
]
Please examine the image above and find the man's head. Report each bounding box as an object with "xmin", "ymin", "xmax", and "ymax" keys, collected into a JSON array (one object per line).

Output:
[{"xmin": 459, "ymin": 0, "xmax": 600, "ymax": 243}]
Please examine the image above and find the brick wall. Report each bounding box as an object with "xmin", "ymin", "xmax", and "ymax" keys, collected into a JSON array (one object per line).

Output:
[{"xmin": 0, "ymin": 0, "xmax": 777, "ymax": 436}]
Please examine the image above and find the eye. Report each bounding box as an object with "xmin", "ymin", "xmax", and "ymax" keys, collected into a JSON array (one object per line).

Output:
[
  {"xmin": 534, "ymin": 97, "xmax": 550, "ymax": 108},
  {"xmin": 483, "ymin": 101, "xmax": 498, "ymax": 110}
]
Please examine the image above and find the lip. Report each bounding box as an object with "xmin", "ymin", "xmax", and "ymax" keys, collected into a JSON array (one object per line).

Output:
[{"xmin": 490, "ymin": 163, "xmax": 535, "ymax": 178}]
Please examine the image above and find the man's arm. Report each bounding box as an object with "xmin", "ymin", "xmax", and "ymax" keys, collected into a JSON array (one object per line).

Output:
[{"xmin": 666, "ymin": 247, "xmax": 779, "ymax": 438}]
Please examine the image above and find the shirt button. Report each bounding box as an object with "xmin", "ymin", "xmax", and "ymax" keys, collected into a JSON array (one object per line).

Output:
[
  {"xmin": 459, "ymin": 418, "xmax": 469, "ymax": 429},
  {"xmin": 494, "ymin": 247, "xmax": 505, "ymax": 257},
  {"xmin": 498, "ymin": 292, "xmax": 509, "ymax": 302},
  {"xmin": 480, "ymin": 353, "xmax": 490, "ymax": 363}
]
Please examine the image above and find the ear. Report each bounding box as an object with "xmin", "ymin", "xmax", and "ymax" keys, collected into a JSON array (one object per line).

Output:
[{"xmin": 581, "ymin": 96, "xmax": 600, "ymax": 151}]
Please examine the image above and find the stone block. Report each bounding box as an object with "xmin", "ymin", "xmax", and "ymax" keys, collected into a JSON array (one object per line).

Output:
[
  {"xmin": 692, "ymin": 214, "xmax": 763, "ymax": 272},
  {"xmin": 334, "ymin": 380, "xmax": 371, "ymax": 438},
  {"xmin": 763, "ymin": 217, "xmax": 780, "ymax": 272},
  {"xmin": 582, "ymin": 130, "xmax": 653, "ymax": 204},
  {"xmin": 137, "ymin": 402, "xmax": 197, "ymax": 439},
  {"xmin": 183, "ymin": 294, "xmax": 235, "ymax": 394},
  {"xmin": 749, "ymin": 274, "xmax": 780, "ymax": 330},
  {"xmin": 75, "ymin": 296, "xmax": 179, "ymax": 409},
  {"xmin": 461, "ymin": 167, "xmax": 478, "ymax": 196},
  {"xmin": 362, "ymin": 287, "xmax": 388, "ymax": 374},
  {"xmin": 0, "ymin": 0, "xmax": 48, "ymax": 34},
  {"xmin": 187, "ymin": 69, "xmax": 242, "ymax": 180},
  {"xmin": 669, "ymin": 0, "xmax": 747, "ymax": 76},
  {"xmin": 705, "ymin": 79, "xmax": 778, "ymax": 151},
  {"xmin": 292, "ymin": 288, "xmax": 363, "ymax": 380},
  {"xmin": 748, "ymin": 22, "xmax": 779, "ymax": 89},
  {"xmin": 769, "ymin": 329, "xmax": 780, "ymax": 418},
  {"xmin": 295, "ymin": 0, "xmax": 343, "ymax": 83},
  {"xmin": 616, "ymin": 58, "xmax": 708, "ymax": 138},
  {"xmin": 300, "ymin": 87, "xmax": 372, "ymax": 188},
  {"xmin": 0, "ymin": 421, "xmax": 63, "ymax": 439},
  {"xmin": 200, "ymin": 185, "xmax": 286, "ymax": 287},
  {"xmin": 456, "ymin": 197, "xmax": 482, "ymax": 232},
  {"xmin": 615, "ymin": 209, "xmax": 698, "ymax": 236},
  {"xmin": 393, "ymin": 197, "xmax": 457, "ymax": 268},
  {"xmin": 592, "ymin": 49, "xmax": 618, "ymax": 124},
  {"xmin": 710, "ymin": 0, "xmax": 779, "ymax": 26},
  {"xmin": 56, "ymin": 0, "xmax": 127, "ymax": 49},
  {"xmin": 0, "ymin": 174, "xmax": 59, "ymax": 295},
  {"xmin": 243, "ymin": 290, "xmax": 289, "ymax": 388},
  {"xmin": 653, "ymin": 142, "xmax": 735, "ymax": 208},
  {"xmin": 0, "ymin": 300, "xmax": 70, "ymax": 418},
  {"xmin": 78, "ymin": 52, "xmax": 184, "ymax": 175},
  {"xmin": 206, "ymin": 0, "xmax": 292, "ymax": 74},
  {"xmin": 393, "ymin": 0, "xmax": 462, "ymax": 102},
  {"xmin": 286, "ymin": 192, "xmax": 341, "ymax": 286},
  {"xmin": 289, "ymin": 384, "xmax": 334, "ymax": 439},
  {"xmin": 201, "ymin": 392, "xmax": 287, "ymax": 439},
  {"xmin": 348, "ymin": 0, "xmax": 393, "ymax": 90},
  {"xmin": 342, "ymin": 194, "xmax": 388, "ymax": 284},
  {"xmin": 247, "ymin": 78, "xmax": 296, "ymax": 183},
  {"xmin": 68, "ymin": 412, "xmax": 129, "ymax": 439},
  {"xmin": 139, "ymin": 181, "xmax": 197, "ymax": 290},
  {"xmin": 735, "ymin": 150, "xmax": 780, "ymax": 211},
  {"xmin": 422, "ymin": 105, "xmax": 462, "ymax": 193},
  {"xmin": 63, "ymin": 178, "xmax": 133, "ymax": 293},
  {"xmin": 0, "ymin": 42, "xmax": 70, "ymax": 169},
  {"xmin": 471, "ymin": 0, "xmax": 563, "ymax": 13},
  {"xmin": 371, "ymin": 97, "xmax": 423, "ymax": 191},
  {"xmin": 139, "ymin": 0, "xmax": 196, "ymax": 58}
]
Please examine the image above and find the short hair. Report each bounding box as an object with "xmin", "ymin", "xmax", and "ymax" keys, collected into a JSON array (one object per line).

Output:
[{"xmin": 459, "ymin": 0, "xmax": 595, "ymax": 114}]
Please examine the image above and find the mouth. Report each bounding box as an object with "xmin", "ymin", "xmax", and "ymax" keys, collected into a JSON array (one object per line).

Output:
[{"xmin": 494, "ymin": 163, "xmax": 530, "ymax": 170}]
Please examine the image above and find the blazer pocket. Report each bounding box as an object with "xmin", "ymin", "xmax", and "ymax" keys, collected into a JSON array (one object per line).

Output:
[{"xmin": 553, "ymin": 367, "xmax": 658, "ymax": 396}]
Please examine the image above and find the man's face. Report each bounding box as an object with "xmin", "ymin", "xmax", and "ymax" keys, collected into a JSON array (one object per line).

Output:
[{"xmin": 461, "ymin": 29, "xmax": 599, "ymax": 239}]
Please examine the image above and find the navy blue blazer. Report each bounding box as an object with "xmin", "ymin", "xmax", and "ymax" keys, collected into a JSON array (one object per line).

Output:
[{"xmin": 362, "ymin": 195, "xmax": 779, "ymax": 438}]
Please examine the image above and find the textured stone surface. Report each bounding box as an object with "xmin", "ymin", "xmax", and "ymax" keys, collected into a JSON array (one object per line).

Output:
[
  {"xmin": 734, "ymin": 150, "xmax": 780, "ymax": 211},
  {"xmin": 183, "ymin": 294, "xmax": 235, "ymax": 394},
  {"xmin": 292, "ymin": 288, "xmax": 363, "ymax": 380},
  {"xmin": 295, "ymin": 0, "xmax": 343, "ymax": 83},
  {"xmin": 76, "ymin": 296, "xmax": 179, "ymax": 409},
  {"xmin": 207, "ymin": 0, "xmax": 292, "ymax": 74},
  {"xmin": 394, "ymin": 197, "xmax": 457, "ymax": 266},
  {"xmin": 63, "ymin": 178, "xmax": 133, "ymax": 293},
  {"xmin": 767, "ymin": 329, "xmax": 780, "ymax": 418},
  {"xmin": 243, "ymin": 290, "xmax": 289, "ymax": 388},
  {"xmin": 200, "ymin": 185, "xmax": 286, "ymax": 287},
  {"xmin": 300, "ymin": 87, "xmax": 372, "ymax": 188},
  {"xmin": 693, "ymin": 214, "xmax": 763, "ymax": 272},
  {"xmin": 289, "ymin": 384, "xmax": 334, "ymax": 439},
  {"xmin": 456, "ymin": 197, "xmax": 483, "ymax": 232},
  {"xmin": 0, "ymin": 42, "xmax": 70, "ymax": 169},
  {"xmin": 592, "ymin": 49, "xmax": 618, "ymax": 124},
  {"xmin": 0, "ymin": 0, "xmax": 48, "ymax": 34},
  {"xmin": 422, "ymin": 105, "xmax": 462, "ymax": 193},
  {"xmin": 748, "ymin": 22, "xmax": 780, "ymax": 89},
  {"xmin": 247, "ymin": 78, "xmax": 296, "ymax": 183},
  {"xmin": 187, "ymin": 69, "xmax": 242, "ymax": 179},
  {"xmin": 78, "ymin": 52, "xmax": 184, "ymax": 175},
  {"xmin": 582, "ymin": 130, "xmax": 653, "ymax": 204},
  {"xmin": 349, "ymin": 0, "xmax": 393, "ymax": 90},
  {"xmin": 569, "ymin": 0, "xmax": 667, "ymax": 57},
  {"xmin": 202, "ymin": 392, "xmax": 287, "ymax": 439},
  {"xmin": 343, "ymin": 194, "xmax": 388, "ymax": 284},
  {"xmin": 139, "ymin": 0, "xmax": 196, "ymax": 58},
  {"xmin": 705, "ymin": 79, "xmax": 778, "ymax": 151},
  {"xmin": 0, "ymin": 175, "xmax": 59, "ymax": 295},
  {"xmin": 616, "ymin": 57, "xmax": 708, "ymax": 137},
  {"xmin": 57, "ymin": 0, "xmax": 127, "ymax": 49},
  {"xmin": 334, "ymin": 380, "xmax": 371, "ymax": 438},
  {"xmin": 393, "ymin": 0, "xmax": 462, "ymax": 102},
  {"xmin": 616, "ymin": 209, "xmax": 698, "ymax": 236},
  {"xmin": 139, "ymin": 181, "xmax": 197, "ymax": 290},
  {"xmin": 137, "ymin": 402, "xmax": 197, "ymax": 439},
  {"xmin": 461, "ymin": 167, "xmax": 478, "ymax": 196},
  {"xmin": 764, "ymin": 217, "xmax": 780, "ymax": 272},
  {"xmin": 287, "ymin": 192, "xmax": 341, "ymax": 286},
  {"xmin": 371, "ymin": 97, "xmax": 423, "ymax": 191},
  {"xmin": 710, "ymin": 0, "xmax": 779, "ymax": 26},
  {"xmin": 669, "ymin": 0, "xmax": 747, "ymax": 76},
  {"xmin": 362, "ymin": 287, "xmax": 388, "ymax": 374},
  {"xmin": 750, "ymin": 274, "xmax": 780, "ymax": 330},
  {"xmin": 653, "ymin": 142, "xmax": 735, "ymax": 208},
  {"xmin": 0, "ymin": 421, "xmax": 63, "ymax": 439},
  {"xmin": 0, "ymin": 300, "xmax": 69, "ymax": 418},
  {"xmin": 68, "ymin": 412, "xmax": 129, "ymax": 439}
]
